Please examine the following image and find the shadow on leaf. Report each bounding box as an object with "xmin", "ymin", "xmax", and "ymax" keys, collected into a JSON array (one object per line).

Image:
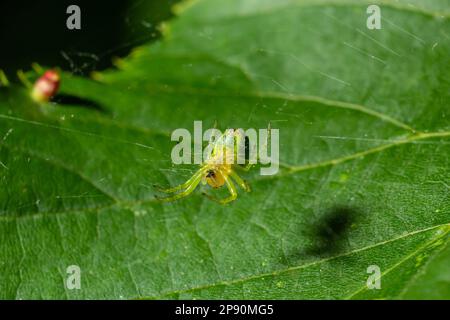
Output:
[
  {"xmin": 305, "ymin": 205, "xmax": 362, "ymax": 257},
  {"xmin": 284, "ymin": 205, "xmax": 364, "ymax": 264}
]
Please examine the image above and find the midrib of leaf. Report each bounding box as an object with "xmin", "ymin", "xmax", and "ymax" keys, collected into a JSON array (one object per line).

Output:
[
  {"xmin": 3, "ymin": 83, "xmax": 415, "ymax": 141},
  {"xmin": 266, "ymin": 131, "xmax": 450, "ymax": 177},
  {"xmin": 102, "ymin": 82, "xmax": 417, "ymax": 132},
  {"xmin": 140, "ymin": 222, "xmax": 449, "ymax": 299}
]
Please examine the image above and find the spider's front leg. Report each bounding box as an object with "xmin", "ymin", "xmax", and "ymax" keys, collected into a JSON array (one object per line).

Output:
[
  {"xmin": 155, "ymin": 173, "xmax": 204, "ymax": 202},
  {"xmin": 154, "ymin": 167, "xmax": 206, "ymax": 194}
]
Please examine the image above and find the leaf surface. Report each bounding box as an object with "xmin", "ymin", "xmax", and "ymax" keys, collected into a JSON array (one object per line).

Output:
[{"xmin": 0, "ymin": 0, "xmax": 449, "ymax": 299}]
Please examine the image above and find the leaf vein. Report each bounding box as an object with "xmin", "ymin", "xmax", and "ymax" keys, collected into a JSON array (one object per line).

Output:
[{"xmin": 142, "ymin": 222, "xmax": 450, "ymax": 299}]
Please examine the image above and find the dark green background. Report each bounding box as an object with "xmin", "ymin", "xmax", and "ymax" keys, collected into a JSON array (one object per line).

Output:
[{"xmin": 0, "ymin": 0, "xmax": 178, "ymax": 76}]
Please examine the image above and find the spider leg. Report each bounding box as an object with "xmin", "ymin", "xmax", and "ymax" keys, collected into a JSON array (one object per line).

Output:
[
  {"xmin": 237, "ymin": 163, "xmax": 253, "ymax": 171},
  {"xmin": 202, "ymin": 175, "xmax": 237, "ymax": 204},
  {"xmin": 230, "ymin": 171, "xmax": 251, "ymax": 192},
  {"xmin": 154, "ymin": 167, "xmax": 207, "ymax": 193},
  {"xmin": 155, "ymin": 172, "xmax": 204, "ymax": 202}
]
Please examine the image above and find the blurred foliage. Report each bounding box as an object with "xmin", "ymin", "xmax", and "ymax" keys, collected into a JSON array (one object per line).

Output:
[{"xmin": 0, "ymin": 0, "xmax": 179, "ymax": 76}]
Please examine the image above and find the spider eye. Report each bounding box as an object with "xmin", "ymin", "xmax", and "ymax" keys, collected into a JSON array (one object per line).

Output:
[{"xmin": 206, "ymin": 170, "xmax": 215, "ymax": 178}]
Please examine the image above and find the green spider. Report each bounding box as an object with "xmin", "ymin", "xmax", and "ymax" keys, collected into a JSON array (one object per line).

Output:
[{"xmin": 155, "ymin": 129, "xmax": 253, "ymax": 204}]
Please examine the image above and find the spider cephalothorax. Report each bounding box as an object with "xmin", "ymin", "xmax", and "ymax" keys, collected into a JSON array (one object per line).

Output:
[{"xmin": 205, "ymin": 169, "xmax": 225, "ymax": 189}]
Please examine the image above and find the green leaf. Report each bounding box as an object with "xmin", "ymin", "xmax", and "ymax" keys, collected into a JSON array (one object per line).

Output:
[{"xmin": 0, "ymin": 0, "xmax": 449, "ymax": 299}]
